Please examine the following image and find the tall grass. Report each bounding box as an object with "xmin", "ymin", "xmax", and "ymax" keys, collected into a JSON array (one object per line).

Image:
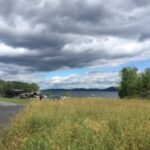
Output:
[{"xmin": 1, "ymin": 98, "xmax": 150, "ymax": 150}]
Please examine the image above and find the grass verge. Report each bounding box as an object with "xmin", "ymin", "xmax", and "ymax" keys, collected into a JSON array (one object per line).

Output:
[
  {"xmin": 0, "ymin": 105, "xmax": 4, "ymax": 109},
  {"xmin": 1, "ymin": 98, "xmax": 150, "ymax": 150},
  {"xmin": 0, "ymin": 97, "xmax": 31, "ymax": 105}
]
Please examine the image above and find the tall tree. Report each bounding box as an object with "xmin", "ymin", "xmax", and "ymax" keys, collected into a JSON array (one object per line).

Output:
[
  {"xmin": 119, "ymin": 67, "xmax": 139, "ymax": 98},
  {"xmin": 141, "ymin": 68, "xmax": 150, "ymax": 97}
]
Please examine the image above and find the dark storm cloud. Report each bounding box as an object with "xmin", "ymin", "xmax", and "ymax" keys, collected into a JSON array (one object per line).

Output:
[
  {"xmin": 0, "ymin": 0, "xmax": 150, "ymax": 74},
  {"xmin": 133, "ymin": 0, "xmax": 150, "ymax": 6},
  {"xmin": 0, "ymin": 22, "xmax": 67, "ymax": 50}
]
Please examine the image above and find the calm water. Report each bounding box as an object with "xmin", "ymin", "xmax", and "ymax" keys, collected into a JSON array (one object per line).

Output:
[{"xmin": 45, "ymin": 90, "xmax": 119, "ymax": 99}]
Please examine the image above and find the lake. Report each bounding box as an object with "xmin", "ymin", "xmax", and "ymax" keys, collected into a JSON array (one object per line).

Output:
[{"xmin": 44, "ymin": 90, "xmax": 119, "ymax": 99}]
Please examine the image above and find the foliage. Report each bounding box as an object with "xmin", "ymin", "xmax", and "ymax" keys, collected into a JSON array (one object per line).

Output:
[
  {"xmin": 141, "ymin": 68, "xmax": 150, "ymax": 98},
  {"xmin": 119, "ymin": 67, "xmax": 150, "ymax": 98},
  {"xmin": 0, "ymin": 80, "xmax": 6, "ymax": 97},
  {"xmin": 0, "ymin": 80, "xmax": 39, "ymax": 97},
  {"xmin": 0, "ymin": 99, "xmax": 150, "ymax": 150}
]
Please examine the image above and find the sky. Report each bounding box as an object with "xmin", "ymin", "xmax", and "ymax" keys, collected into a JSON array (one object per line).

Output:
[{"xmin": 0, "ymin": 0, "xmax": 150, "ymax": 89}]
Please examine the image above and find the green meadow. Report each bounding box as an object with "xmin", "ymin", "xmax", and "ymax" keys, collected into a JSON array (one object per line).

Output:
[{"xmin": 0, "ymin": 98, "xmax": 150, "ymax": 150}]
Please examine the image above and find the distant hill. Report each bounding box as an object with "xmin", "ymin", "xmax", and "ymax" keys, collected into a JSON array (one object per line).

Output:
[
  {"xmin": 42, "ymin": 87, "xmax": 117, "ymax": 92},
  {"xmin": 100, "ymin": 87, "xmax": 117, "ymax": 91}
]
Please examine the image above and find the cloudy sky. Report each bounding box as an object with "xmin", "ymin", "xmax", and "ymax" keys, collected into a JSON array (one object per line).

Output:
[{"xmin": 0, "ymin": 0, "xmax": 150, "ymax": 89}]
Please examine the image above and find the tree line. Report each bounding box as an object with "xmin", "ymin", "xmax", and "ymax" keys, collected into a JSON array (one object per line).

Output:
[
  {"xmin": 0, "ymin": 80, "xmax": 39, "ymax": 97},
  {"xmin": 119, "ymin": 67, "xmax": 150, "ymax": 98}
]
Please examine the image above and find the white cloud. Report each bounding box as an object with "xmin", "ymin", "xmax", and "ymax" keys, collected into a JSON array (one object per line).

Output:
[
  {"xmin": 63, "ymin": 36, "xmax": 149, "ymax": 56},
  {"xmin": 62, "ymin": 35, "xmax": 150, "ymax": 68},
  {"xmin": 0, "ymin": 43, "xmax": 37, "ymax": 57},
  {"xmin": 40, "ymin": 72, "xmax": 119, "ymax": 89}
]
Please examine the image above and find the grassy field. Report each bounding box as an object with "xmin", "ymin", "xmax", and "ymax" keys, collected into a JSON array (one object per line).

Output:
[{"xmin": 0, "ymin": 98, "xmax": 150, "ymax": 150}]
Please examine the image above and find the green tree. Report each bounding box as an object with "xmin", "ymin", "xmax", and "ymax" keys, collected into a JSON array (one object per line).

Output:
[
  {"xmin": 28, "ymin": 83, "xmax": 39, "ymax": 92},
  {"xmin": 118, "ymin": 67, "xmax": 140, "ymax": 98},
  {"xmin": 0, "ymin": 80, "xmax": 6, "ymax": 96},
  {"xmin": 0, "ymin": 80, "xmax": 39, "ymax": 97},
  {"xmin": 5, "ymin": 81, "xmax": 40, "ymax": 92},
  {"xmin": 141, "ymin": 68, "xmax": 150, "ymax": 98}
]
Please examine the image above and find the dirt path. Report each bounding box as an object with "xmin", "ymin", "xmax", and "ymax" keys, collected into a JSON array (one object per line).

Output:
[{"xmin": 0, "ymin": 102, "xmax": 23, "ymax": 130}]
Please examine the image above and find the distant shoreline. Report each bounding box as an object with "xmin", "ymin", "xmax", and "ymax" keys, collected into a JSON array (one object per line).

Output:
[
  {"xmin": 41, "ymin": 87, "xmax": 117, "ymax": 92},
  {"xmin": 42, "ymin": 87, "xmax": 118, "ymax": 99}
]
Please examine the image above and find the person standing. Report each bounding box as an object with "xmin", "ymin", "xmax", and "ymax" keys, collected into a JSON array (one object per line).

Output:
[{"xmin": 39, "ymin": 93, "xmax": 43, "ymax": 101}]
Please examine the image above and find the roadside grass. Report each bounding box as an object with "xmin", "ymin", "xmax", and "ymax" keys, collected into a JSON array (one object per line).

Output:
[
  {"xmin": 1, "ymin": 98, "xmax": 150, "ymax": 150},
  {"xmin": 0, "ymin": 105, "xmax": 4, "ymax": 109},
  {"xmin": 0, "ymin": 97, "xmax": 32, "ymax": 105}
]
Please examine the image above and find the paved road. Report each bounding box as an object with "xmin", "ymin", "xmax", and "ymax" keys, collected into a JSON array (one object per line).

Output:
[{"xmin": 0, "ymin": 102, "xmax": 23, "ymax": 129}]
